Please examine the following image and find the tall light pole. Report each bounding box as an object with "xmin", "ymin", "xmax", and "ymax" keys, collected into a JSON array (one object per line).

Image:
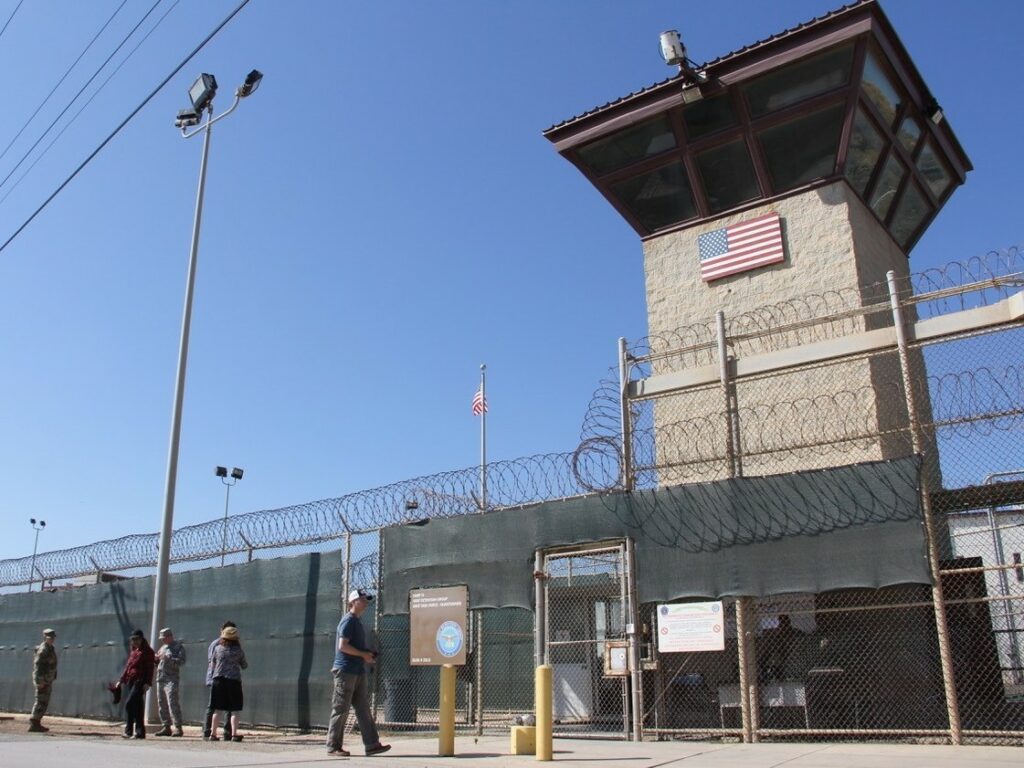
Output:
[
  {"xmin": 216, "ymin": 466, "xmax": 244, "ymax": 566},
  {"xmin": 28, "ymin": 518, "xmax": 45, "ymax": 593},
  {"xmin": 150, "ymin": 69, "xmax": 263, "ymax": 665}
]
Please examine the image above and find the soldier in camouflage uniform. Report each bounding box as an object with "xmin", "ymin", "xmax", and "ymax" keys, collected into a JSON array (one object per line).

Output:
[
  {"xmin": 154, "ymin": 627, "xmax": 187, "ymax": 737},
  {"xmin": 29, "ymin": 628, "xmax": 57, "ymax": 732}
]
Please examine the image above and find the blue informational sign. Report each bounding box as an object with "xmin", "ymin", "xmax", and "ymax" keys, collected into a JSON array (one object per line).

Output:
[{"xmin": 436, "ymin": 620, "xmax": 464, "ymax": 658}]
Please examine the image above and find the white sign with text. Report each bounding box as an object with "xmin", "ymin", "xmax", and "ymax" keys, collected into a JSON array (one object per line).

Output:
[{"xmin": 657, "ymin": 601, "xmax": 725, "ymax": 652}]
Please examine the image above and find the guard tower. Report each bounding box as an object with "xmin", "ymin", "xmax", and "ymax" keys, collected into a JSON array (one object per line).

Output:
[{"xmin": 544, "ymin": 0, "xmax": 970, "ymax": 482}]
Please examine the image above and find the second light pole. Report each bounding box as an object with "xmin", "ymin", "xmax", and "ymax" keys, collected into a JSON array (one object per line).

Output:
[
  {"xmin": 28, "ymin": 518, "xmax": 46, "ymax": 593},
  {"xmin": 216, "ymin": 466, "xmax": 244, "ymax": 566}
]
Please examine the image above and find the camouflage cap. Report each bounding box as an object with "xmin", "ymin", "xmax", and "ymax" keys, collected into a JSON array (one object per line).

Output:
[{"xmin": 42, "ymin": 628, "xmax": 56, "ymax": 637}]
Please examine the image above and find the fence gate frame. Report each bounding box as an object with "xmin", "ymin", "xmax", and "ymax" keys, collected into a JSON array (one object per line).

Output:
[{"xmin": 536, "ymin": 538, "xmax": 642, "ymax": 740}]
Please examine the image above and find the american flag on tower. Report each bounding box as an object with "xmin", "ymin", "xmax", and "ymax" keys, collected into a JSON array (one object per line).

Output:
[
  {"xmin": 698, "ymin": 213, "xmax": 784, "ymax": 282},
  {"xmin": 472, "ymin": 389, "xmax": 488, "ymax": 415}
]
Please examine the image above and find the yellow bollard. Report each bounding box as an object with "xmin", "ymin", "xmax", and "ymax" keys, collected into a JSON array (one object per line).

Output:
[
  {"xmin": 439, "ymin": 664, "xmax": 456, "ymax": 756},
  {"xmin": 510, "ymin": 725, "xmax": 536, "ymax": 754},
  {"xmin": 535, "ymin": 664, "xmax": 552, "ymax": 761}
]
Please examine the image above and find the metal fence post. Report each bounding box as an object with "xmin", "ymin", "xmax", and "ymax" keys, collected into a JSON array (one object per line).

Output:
[
  {"xmin": 716, "ymin": 311, "xmax": 743, "ymax": 479},
  {"xmin": 372, "ymin": 528, "xmax": 382, "ymax": 720},
  {"xmin": 619, "ymin": 337, "xmax": 634, "ymax": 491},
  {"xmin": 625, "ymin": 538, "xmax": 643, "ymax": 742},
  {"xmin": 534, "ymin": 550, "xmax": 546, "ymax": 667},
  {"xmin": 342, "ymin": 531, "xmax": 352, "ymax": 607},
  {"xmin": 238, "ymin": 532, "xmax": 254, "ymax": 563},
  {"xmin": 886, "ymin": 270, "xmax": 962, "ymax": 744},
  {"xmin": 475, "ymin": 610, "xmax": 484, "ymax": 735},
  {"xmin": 718, "ymin": 310, "xmax": 756, "ymax": 742}
]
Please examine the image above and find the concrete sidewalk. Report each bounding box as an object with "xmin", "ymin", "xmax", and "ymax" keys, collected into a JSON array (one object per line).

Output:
[
  {"xmin": 3, "ymin": 734, "xmax": 1023, "ymax": 768},
  {"xmin": 1, "ymin": 714, "xmax": 1022, "ymax": 768}
]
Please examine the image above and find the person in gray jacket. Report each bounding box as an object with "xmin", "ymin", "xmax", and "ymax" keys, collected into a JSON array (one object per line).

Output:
[{"xmin": 154, "ymin": 627, "xmax": 186, "ymax": 737}]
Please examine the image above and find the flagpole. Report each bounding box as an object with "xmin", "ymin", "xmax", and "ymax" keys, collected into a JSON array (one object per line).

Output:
[{"xmin": 479, "ymin": 363, "xmax": 487, "ymax": 513}]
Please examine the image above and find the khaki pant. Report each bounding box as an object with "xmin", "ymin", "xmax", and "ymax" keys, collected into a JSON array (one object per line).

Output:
[
  {"xmin": 31, "ymin": 682, "xmax": 51, "ymax": 721},
  {"xmin": 157, "ymin": 678, "xmax": 183, "ymax": 727},
  {"xmin": 326, "ymin": 670, "xmax": 379, "ymax": 751}
]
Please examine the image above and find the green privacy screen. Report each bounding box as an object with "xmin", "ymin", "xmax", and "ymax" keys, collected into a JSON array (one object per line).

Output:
[
  {"xmin": 380, "ymin": 456, "xmax": 928, "ymax": 615},
  {"xmin": 0, "ymin": 550, "xmax": 342, "ymax": 727}
]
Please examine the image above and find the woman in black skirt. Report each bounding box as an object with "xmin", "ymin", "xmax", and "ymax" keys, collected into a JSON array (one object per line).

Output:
[{"xmin": 209, "ymin": 625, "xmax": 248, "ymax": 741}]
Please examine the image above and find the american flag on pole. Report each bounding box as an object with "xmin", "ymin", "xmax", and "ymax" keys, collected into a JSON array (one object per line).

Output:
[
  {"xmin": 698, "ymin": 213, "xmax": 784, "ymax": 282},
  {"xmin": 472, "ymin": 389, "xmax": 488, "ymax": 415}
]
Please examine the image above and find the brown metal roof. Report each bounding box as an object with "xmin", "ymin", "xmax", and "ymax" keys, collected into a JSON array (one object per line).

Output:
[{"xmin": 543, "ymin": 0, "xmax": 870, "ymax": 135}]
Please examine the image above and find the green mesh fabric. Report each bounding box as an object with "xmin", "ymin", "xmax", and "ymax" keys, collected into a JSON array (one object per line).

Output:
[
  {"xmin": 380, "ymin": 457, "xmax": 927, "ymax": 614},
  {"xmin": 0, "ymin": 550, "xmax": 342, "ymax": 727}
]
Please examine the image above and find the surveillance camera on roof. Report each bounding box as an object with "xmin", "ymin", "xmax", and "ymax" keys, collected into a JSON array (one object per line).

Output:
[{"xmin": 659, "ymin": 30, "xmax": 686, "ymax": 67}]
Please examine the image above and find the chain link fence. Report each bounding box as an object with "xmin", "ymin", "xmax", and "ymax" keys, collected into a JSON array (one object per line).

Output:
[
  {"xmin": 614, "ymin": 247, "xmax": 1024, "ymax": 744},
  {"xmin": 2, "ymin": 248, "xmax": 1022, "ymax": 747}
]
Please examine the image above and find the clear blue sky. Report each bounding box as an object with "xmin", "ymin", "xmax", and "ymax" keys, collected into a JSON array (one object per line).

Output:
[{"xmin": 0, "ymin": 0, "xmax": 1020, "ymax": 562}]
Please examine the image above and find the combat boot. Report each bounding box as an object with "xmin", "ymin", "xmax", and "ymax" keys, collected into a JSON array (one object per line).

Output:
[
  {"xmin": 28, "ymin": 719, "xmax": 49, "ymax": 733},
  {"xmin": 155, "ymin": 725, "xmax": 172, "ymax": 736}
]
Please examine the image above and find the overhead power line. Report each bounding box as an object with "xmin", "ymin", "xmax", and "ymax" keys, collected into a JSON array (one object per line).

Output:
[
  {"xmin": 0, "ymin": 0, "xmax": 25, "ymax": 43},
  {"xmin": 0, "ymin": 0, "xmax": 129, "ymax": 168},
  {"xmin": 0, "ymin": 0, "xmax": 253, "ymax": 257},
  {"xmin": 0, "ymin": 1, "xmax": 183, "ymax": 208},
  {"xmin": 0, "ymin": 0, "xmax": 167, "ymax": 197}
]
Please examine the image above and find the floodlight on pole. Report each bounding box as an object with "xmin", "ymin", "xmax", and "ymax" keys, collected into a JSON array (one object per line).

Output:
[
  {"xmin": 188, "ymin": 73, "xmax": 218, "ymax": 114},
  {"xmin": 217, "ymin": 465, "xmax": 245, "ymax": 566},
  {"xmin": 150, "ymin": 70, "xmax": 264, "ymax": 699},
  {"xmin": 28, "ymin": 518, "xmax": 46, "ymax": 593}
]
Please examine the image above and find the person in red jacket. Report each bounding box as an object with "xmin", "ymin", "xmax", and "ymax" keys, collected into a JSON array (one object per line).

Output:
[{"xmin": 118, "ymin": 628, "xmax": 155, "ymax": 739}]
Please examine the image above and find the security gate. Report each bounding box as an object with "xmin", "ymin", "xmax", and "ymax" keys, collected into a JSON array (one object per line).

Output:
[{"xmin": 539, "ymin": 540, "xmax": 640, "ymax": 739}]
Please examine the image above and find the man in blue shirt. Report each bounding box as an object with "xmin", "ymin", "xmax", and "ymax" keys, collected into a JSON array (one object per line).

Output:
[{"xmin": 326, "ymin": 588, "xmax": 391, "ymax": 757}]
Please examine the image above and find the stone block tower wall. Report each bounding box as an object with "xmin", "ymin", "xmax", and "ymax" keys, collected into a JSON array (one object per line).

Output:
[{"xmin": 641, "ymin": 181, "xmax": 938, "ymax": 485}]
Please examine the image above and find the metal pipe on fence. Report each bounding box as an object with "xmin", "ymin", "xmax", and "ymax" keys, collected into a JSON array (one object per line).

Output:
[
  {"xmin": 625, "ymin": 538, "xmax": 642, "ymax": 742},
  {"xmin": 238, "ymin": 532, "xmax": 254, "ymax": 562},
  {"xmin": 716, "ymin": 311, "xmax": 742, "ymax": 478},
  {"xmin": 619, "ymin": 543, "xmax": 630, "ymax": 741},
  {"xmin": 475, "ymin": 610, "xmax": 484, "ymax": 735},
  {"xmin": 717, "ymin": 311, "xmax": 756, "ymax": 742},
  {"xmin": 887, "ymin": 269, "xmax": 962, "ymax": 744},
  {"xmin": 535, "ymin": 550, "xmax": 546, "ymax": 667},
  {"xmin": 618, "ymin": 337, "xmax": 634, "ymax": 491},
  {"xmin": 342, "ymin": 532, "xmax": 352, "ymax": 608},
  {"xmin": 736, "ymin": 597, "xmax": 758, "ymax": 742},
  {"xmin": 372, "ymin": 529, "xmax": 382, "ymax": 721}
]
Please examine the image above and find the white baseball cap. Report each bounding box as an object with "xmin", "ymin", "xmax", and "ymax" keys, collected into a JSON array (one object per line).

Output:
[{"xmin": 348, "ymin": 588, "xmax": 374, "ymax": 603}]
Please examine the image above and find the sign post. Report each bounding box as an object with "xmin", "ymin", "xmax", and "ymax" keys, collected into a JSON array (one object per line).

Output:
[{"xmin": 410, "ymin": 586, "xmax": 468, "ymax": 756}]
